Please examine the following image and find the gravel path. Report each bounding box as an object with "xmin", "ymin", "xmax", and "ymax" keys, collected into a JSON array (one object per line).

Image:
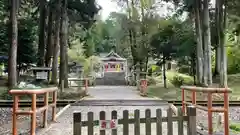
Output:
[
  {"xmin": 0, "ymin": 107, "xmax": 62, "ymax": 135},
  {"xmin": 38, "ymin": 105, "xmax": 187, "ymax": 135},
  {"xmin": 3, "ymin": 86, "xmax": 240, "ymax": 135},
  {"xmin": 197, "ymin": 108, "xmax": 240, "ymax": 135},
  {"xmin": 38, "ymin": 86, "xmax": 187, "ymax": 135}
]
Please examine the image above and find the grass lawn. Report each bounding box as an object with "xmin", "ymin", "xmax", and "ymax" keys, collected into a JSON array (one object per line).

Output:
[
  {"xmin": 147, "ymin": 83, "xmax": 182, "ymax": 100},
  {"xmin": 147, "ymin": 73, "xmax": 240, "ymax": 101}
]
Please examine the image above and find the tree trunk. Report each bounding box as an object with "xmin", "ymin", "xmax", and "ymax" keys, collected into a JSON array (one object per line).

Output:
[
  {"xmin": 214, "ymin": 47, "xmax": 220, "ymax": 76},
  {"xmin": 139, "ymin": 0, "xmax": 147, "ymax": 79},
  {"xmin": 64, "ymin": 17, "xmax": 69, "ymax": 88},
  {"xmin": 45, "ymin": 3, "xmax": 53, "ymax": 67},
  {"xmin": 202, "ymin": 0, "xmax": 212, "ymax": 86},
  {"xmin": 59, "ymin": 0, "xmax": 68, "ymax": 88},
  {"xmin": 213, "ymin": 0, "xmax": 220, "ymax": 77},
  {"xmin": 8, "ymin": 0, "xmax": 18, "ymax": 89},
  {"xmin": 163, "ymin": 57, "xmax": 167, "ymax": 88},
  {"xmin": 136, "ymin": 62, "xmax": 140, "ymax": 90},
  {"xmin": 194, "ymin": 0, "xmax": 204, "ymax": 85},
  {"xmin": 126, "ymin": 0, "xmax": 137, "ymax": 84},
  {"xmin": 51, "ymin": 0, "xmax": 61, "ymax": 84},
  {"xmin": 37, "ymin": 0, "xmax": 47, "ymax": 66},
  {"xmin": 219, "ymin": 0, "xmax": 227, "ymax": 87}
]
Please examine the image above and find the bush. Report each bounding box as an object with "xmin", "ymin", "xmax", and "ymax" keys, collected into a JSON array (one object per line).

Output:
[
  {"xmin": 146, "ymin": 76, "xmax": 157, "ymax": 85},
  {"xmin": 172, "ymin": 75, "xmax": 184, "ymax": 86},
  {"xmin": 166, "ymin": 71, "xmax": 194, "ymax": 86},
  {"xmin": 177, "ymin": 65, "xmax": 190, "ymax": 74}
]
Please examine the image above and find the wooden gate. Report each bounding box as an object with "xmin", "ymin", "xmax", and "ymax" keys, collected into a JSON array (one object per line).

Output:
[{"xmin": 73, "ymin": 106, "xmax": 197, "ymax": 135}]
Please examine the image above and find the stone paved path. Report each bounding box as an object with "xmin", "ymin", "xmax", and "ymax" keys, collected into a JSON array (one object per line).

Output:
[
  {"xmin": 37, "ymin": 86, "xmax": 186, "ymax": 135},
  {"xmin": 85, "ymin": 86, "xmax": 150, "ymax": 99}
]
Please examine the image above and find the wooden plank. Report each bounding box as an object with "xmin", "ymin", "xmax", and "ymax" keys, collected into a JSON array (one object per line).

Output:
[
  {"xmin": 81, "ymin": 116, "xmax": 189, "ymax": 126},
  {"xmin": 73, "ymin": 112, "xmax": 81, "ymax": 135},
  {"xmin": 167, "ymin": 108, "xmax": 173, "ymax": 135},
  {"xmin": 111, "ymin": 110, "xmax": 117, "ymax": 135},
  {"xmin": 187, "ymin": 106, "xmax": 197, "ymax": 135},
  {"xmin": 99, "ymin": 111, "xmax": 106, "ymax": 135},
  {"xmin": 134, "ymin": 110, "xmax": 140, "ymax": 135},
  {"xmin": 156, "ymin": 109, "xmax": 162, "ymax": 135},
  {"xmin": 145, "ymin": 109, "xmax": 151, "ymax": 135},
  {"xmin": 87, "ymin": 112, "xmax": 94, "ymax": 135},
  {"xmin": 178, "ymin": 108, "xmax": 184, "ymax": 135},
  {"xmin": 123, "ymin": 110, "xmax": 129, "ymax": 135}
]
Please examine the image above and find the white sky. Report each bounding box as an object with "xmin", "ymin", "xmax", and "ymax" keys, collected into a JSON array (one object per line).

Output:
[
  {"xmin": 96, "ymin": 0, "xmax": 216, "ymax": 20},
  {"xmin": 96, "ymin": 0, "xmax": 121, "ymax": 20}
]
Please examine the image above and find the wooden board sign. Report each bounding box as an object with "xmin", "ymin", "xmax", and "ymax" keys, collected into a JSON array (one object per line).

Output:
[
  {"xmin": 36, "ymin": 71, "xmax": 48, "ymax": 79},
  {"xmin": 99, "ymin": 119, "xmax": 118, "ymax": 130}
]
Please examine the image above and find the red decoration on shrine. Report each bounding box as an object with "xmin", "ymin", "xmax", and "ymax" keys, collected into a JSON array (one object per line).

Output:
[
  {"xmin": 110, "ymin": 120, "xmax": 116, "ymax": 128},
  {"xmin": 105, "ymin": 64, "xmax": 108, "ymax": 71},
  {"xmin": 101, "ymin": 121, "xmax": 107, "ymax": 129}
]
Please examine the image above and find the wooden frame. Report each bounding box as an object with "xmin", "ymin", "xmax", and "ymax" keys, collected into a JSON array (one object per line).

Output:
[
  {"xmin": 73, "ymin": 106, "xmax": 197, "ymax": 135},
  {"xmin": 181, "ymin": 85, "xmax": 232, "ymax": 135},
  {"xmin": 9, "ymin": 87, "xmax": 58, "ymax": 135}
]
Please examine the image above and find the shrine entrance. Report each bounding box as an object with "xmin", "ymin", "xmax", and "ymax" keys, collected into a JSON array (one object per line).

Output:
[{"xmin": 96, "ymin": 51, "xmax": 128, "ymax": 85}]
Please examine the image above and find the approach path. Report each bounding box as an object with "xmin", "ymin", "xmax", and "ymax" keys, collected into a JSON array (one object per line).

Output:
[{"xmin": 37, "ymin": 86, "xmax": 185, "ymax": 135}]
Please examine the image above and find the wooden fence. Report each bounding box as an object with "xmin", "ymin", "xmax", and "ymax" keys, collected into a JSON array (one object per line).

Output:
[{"xmin": 73, "ymin": 106, "xmax": 196, "ymax": 135}]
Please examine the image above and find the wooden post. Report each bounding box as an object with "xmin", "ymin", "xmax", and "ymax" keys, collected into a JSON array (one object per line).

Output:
[
  {"xmin": 123, "ymin": 110, "xmax": 129, "ymax": 135},
  {"xmin": 224, "ymin": 91, "xmax": 229, "ymax": 135},
  {"xmin": 134, "ymin": 110, "xmax": 140, "ymax": 135},
  {"xmin": 182, "ymin": 88, "xmax": 185, "ymax": 114},
  {"xmin": 12, "ymin": 95, "xmax": 19, "ymax": 135},
  {"xmin": 31, "ymin": 94, "xmax": 37, "ymax": 135},
  {"xmin": 87, "ymin": 112, "xmax": 94, "ymax": 135},
  {"xmin": 178, "ymin": 108, "xmax": 184, "ymax": 135},
  {"xmin": 43, "ymin": 92, "xmax": 49, "ymax": 127},
  {"xmin": 208, "ymin": 93, "xmax": 213, "ymax": 135},
  {"xmin": 167, "ymin": 108, "xmax": 173, "ymax": 135},
  {"xmin": 99, "ymin": 111, "xmax": 106, "ymax": 135},
  {"xmin": 52, "ymin": 91, "xmax": 57, "ymax": 121},
  {"xmin": 187, "ymin": 106, "xmax": 197, "ymax": 135},
  {"xmin": 111, "ymin": 111, "xmax": 117, "ymax": 135},
  {"xmin": 145, "ymin": 109, "xmax": 151, "ymax": 135},
  {"xmin": 73, "ymin": 112, "xmax": 82, "ymax": 135},
  {"xmin": 156, "ymin": 109, "xmax": 162, "ymax": 135}
]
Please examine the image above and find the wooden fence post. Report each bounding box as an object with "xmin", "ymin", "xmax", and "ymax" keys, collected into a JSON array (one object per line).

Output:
[
  {"xmin": 145, "ymin": 109, "xmax": 151, "ymax": 135},
  {"xmin": 123, "ymin": 110, "xmax": 129, "ymax": 135},
  {"xmin": 73, "ymin": 112, "xmax": 82, "ymax": 135},
  {"xmin": 87, "ymin": 112, "xmax": 94, "ymax": 135},
  {"xmin": 99, "ymin": 111, "xmax": 106, "ymax": 135},
  {"xmin": 187, "ymin": 106, "xmax": 197, "ymax": 135},
  {"xmin": 134, "ymin": 110, "xmax": 140, "ymax": 135},
  {"xmin": 111, "ymin": 110, "xmax": 118, "ymax": 135}
]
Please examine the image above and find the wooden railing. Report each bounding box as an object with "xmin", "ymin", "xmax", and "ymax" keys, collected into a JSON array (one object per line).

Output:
[
  {"xmin": 181, "ymin": 86, "xmax": 232, "ymax": 135},
  {"xmin": 73, "ymin": 106, "xmax": 197, "ymax": 135},
  {"xmin": 9, "ymin": 87, "xmax": 58, "ymax": 135}
]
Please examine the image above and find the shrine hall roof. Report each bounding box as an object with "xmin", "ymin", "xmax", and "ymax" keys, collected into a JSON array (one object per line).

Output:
[{"xmin": 100, "ymin": 51, "xmax": 126, "ymax": 61}]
